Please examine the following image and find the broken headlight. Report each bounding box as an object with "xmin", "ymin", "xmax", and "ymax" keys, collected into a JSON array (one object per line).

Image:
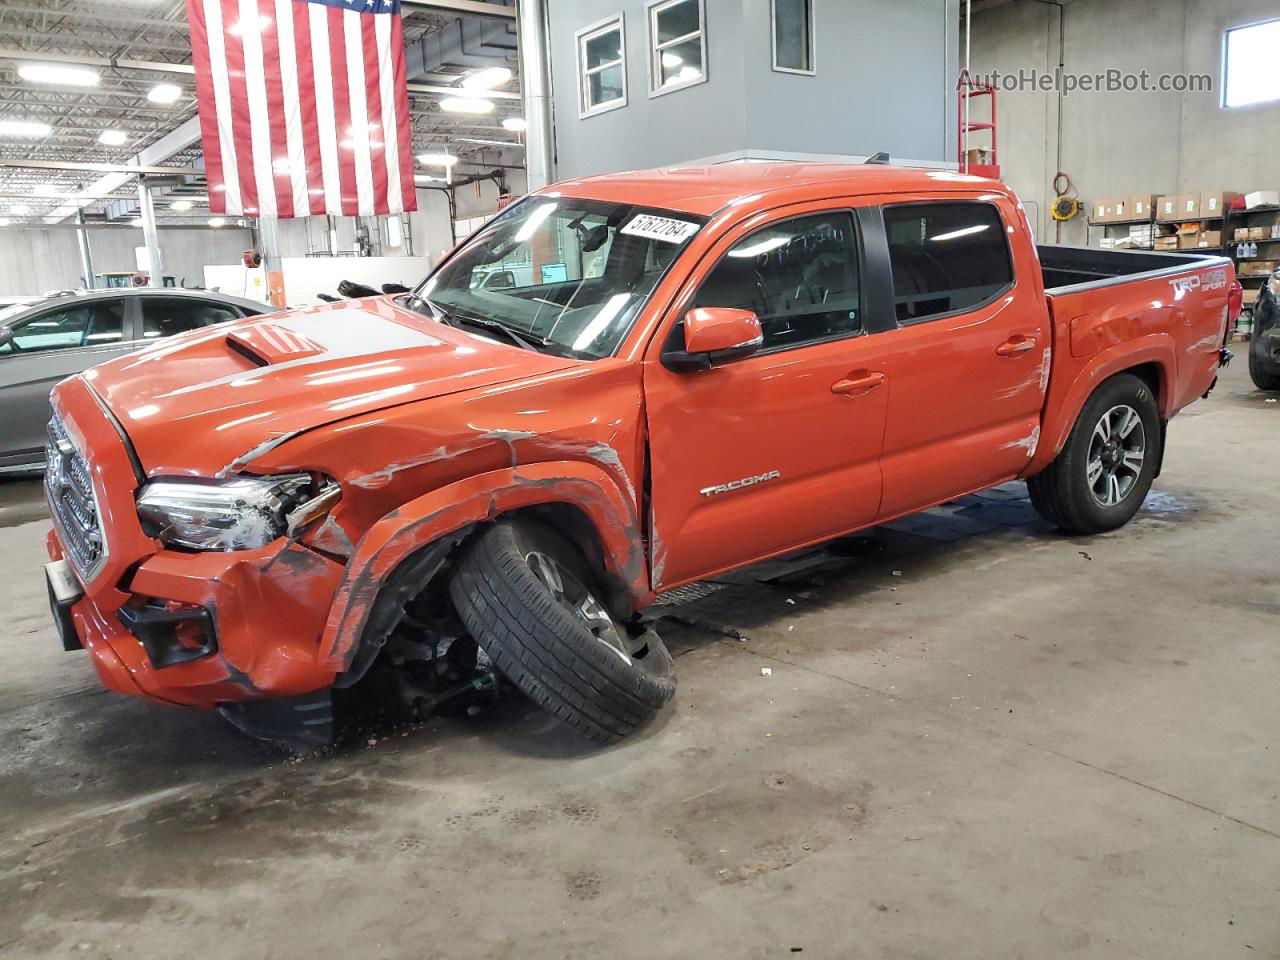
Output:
[{"xmin": 136, "ymin": 475, "xmax": 314, "ymax": 551}]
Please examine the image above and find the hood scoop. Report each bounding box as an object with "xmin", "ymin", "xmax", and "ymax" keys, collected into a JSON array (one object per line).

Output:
[{"xmin": 225, "ymin": 323, "xmax": 327, "ymax": 366}]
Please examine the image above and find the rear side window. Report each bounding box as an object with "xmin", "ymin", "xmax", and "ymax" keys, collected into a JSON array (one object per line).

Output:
[
  {"xmin": 693, "ymin": 212, "xmax": 862, "ymax": 350},
  {"xmin": 141, "ymin": 298, "xmax": 241, "ymax": 339},
  {"xmin": 884, "ymin": 202, "xmax": 1013, "ymax": 324}
]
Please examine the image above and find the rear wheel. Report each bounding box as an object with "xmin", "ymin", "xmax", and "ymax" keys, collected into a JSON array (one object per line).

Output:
[
  {"xmin": 1028, "ymin": 373, "xmax": 1161, "ymax": 534},
  {"xmin": 449, "ymin": 519, "xmax": 675, "ymax": 743},
  {"xmin": 1249, "ymin": 349, "xmax": 1280, "ymax": 391}
]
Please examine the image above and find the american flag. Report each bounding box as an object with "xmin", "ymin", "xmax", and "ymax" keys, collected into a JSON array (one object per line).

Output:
[{"xmin": 186, "ymin": 0, "xmax": 417, "ymax": 218}]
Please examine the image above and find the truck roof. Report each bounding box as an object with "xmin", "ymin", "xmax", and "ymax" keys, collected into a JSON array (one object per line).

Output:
[{"xmin": 549, "ymin": 162, "xmax": 1006, "ymax": 217}]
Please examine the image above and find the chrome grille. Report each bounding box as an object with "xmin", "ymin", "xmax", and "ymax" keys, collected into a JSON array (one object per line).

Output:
[{"xmin": 45, "ymin": 413, "xmax": 106, "ymax": 579}]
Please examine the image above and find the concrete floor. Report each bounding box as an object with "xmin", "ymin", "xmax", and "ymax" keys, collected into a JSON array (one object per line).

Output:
[{"xmin": 1, "ymin": 360, "xmax": 1278, "ymax": 960}]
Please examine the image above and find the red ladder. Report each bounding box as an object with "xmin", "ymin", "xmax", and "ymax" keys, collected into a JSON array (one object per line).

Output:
[{"xmin": 958, "ymin": 79, "xmax": 1000, "ymax": 179}]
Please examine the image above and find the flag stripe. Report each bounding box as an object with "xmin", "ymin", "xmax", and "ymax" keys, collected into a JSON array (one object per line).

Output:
[
  {"xmin": 327, "ymin": 6, "xmax": 358, "ymax": 217},
  {"xmin": 390, "ymin": 12, "xmax": 416, "ymax": 214},
  {"xmin": 361, "ymin": 14, "xmax": 389, "ymax": 217},
  {"xmin": 271, "ymin": 0, "xmax": 308, "ymax": 217},
  {"xmin": 257, "ymin": 0, "xmax": 294, "ymax": 218},
  {"xmin": 218, "ymin": 0, "xmax": 258, "ymax": 215},
  {"xmin": 186, "ymin": 0, "xmax": 415, "ymax": 219},
  {"xmin": 290, "ymin": 3, "xmax": 326, "ymax": 216}
]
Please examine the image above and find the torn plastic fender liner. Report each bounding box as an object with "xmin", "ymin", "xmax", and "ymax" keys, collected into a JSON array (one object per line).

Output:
[
  {"xmin": 1024, "ymin": 337, "xmax": 1175, "ymax": 478},
  {"xmin": 318, "ymin": 461, "xmax": 649, "ymax": 675}
]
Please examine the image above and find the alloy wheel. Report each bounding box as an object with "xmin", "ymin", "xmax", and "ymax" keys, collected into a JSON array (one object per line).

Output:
[
  {"xmin": 524, "ymin": 550, "xmax": 633, "ymax": 665},
  {"xmin": 1087, "ymin": 404, "xmax": 1146, "ymax": 507}
]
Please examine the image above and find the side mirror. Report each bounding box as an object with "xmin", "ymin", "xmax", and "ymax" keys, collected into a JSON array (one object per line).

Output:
[
  {"xmin": 662, "ymin": 307, "xmax": 763, "ymax": 372},
  {"xmin": 0, "ymin": 326, "xmax": 12, "ymax": 349}
]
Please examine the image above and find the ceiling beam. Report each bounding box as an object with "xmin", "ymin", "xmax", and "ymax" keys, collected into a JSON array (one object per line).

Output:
[
  {"xmin": 401, "ymin": 0, "xmax": 516, "ymax": 19},
  {"xmin": 406, "ymin": 81, "xmax": 520, "ymax": 101},
  {"xmin": 0, "ymin": 48, "xmax": 195, "ymax": 75},
  {"xmin": 0, "ymin": 158, "xmax": 199, "ymax": 175}
]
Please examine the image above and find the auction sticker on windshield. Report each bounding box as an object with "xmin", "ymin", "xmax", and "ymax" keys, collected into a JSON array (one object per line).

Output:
[{"xmin": 620, "ymin": 214, "xmax": 700, "ymax": 244}]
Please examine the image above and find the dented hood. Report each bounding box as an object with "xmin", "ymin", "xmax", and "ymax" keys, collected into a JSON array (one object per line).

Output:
[{"xmin": 81, "ymin": 296, "xmax": 579, "ymax": 476}]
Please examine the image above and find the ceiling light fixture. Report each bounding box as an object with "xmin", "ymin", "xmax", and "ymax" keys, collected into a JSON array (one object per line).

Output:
[
  {"xmin": 460, "ymin": 66, "xmax": 512, "ymax": 91},
  {"xmin": 170, "ymin": 199, "xmax": 194, "ymax": 212},
  {"xmin": 19, "ymin": 63, "xmax": 100, "ymax": 87},
  {"xmin": 501, "ymin": 117, "xmax": 527, "ymax": 132},
  {"xmin": 98, "ymin": 129, "xmax": 128, "ymax": 146},
  {"xmin": 147, "ymin": 83, "xmax": 183, "ymax": 104},
  {"xmin": 416, "ymin": 152, "xmax": 458, "ymax": 166},
  {"xmin": 208, "ymin": 217, "xmax": 227, "ymax": 228},
  {"xmin": 440, "ymin": 97, "xmax": 494, "ymax": 115},
  {"xmin": 0, "ymin": 120, "xmax": 52, "ymax": 138}
]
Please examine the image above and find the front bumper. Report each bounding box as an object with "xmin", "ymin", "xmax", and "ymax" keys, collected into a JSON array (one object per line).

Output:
[{"xmin": 46, "ymin": 377, "xmax": 347, "ymax": 709}]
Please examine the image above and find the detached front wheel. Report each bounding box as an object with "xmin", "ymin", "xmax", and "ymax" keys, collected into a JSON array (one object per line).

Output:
[
  {"xmin": 1028, "ymin": 373, "xmax": 1161, "ymax": 534},
  {"xmin": 450, "ymin": 519, "xmax": 675, "ymax": 743}
]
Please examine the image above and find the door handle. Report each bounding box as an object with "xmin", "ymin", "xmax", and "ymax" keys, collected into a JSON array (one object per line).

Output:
[
  {"xmin": 831, "ymin": 371, "xmax": 885, "ymax": 396},
  {"xmin": 996, "ymin": 336, "xmax": 1037, "ymax": 357}
]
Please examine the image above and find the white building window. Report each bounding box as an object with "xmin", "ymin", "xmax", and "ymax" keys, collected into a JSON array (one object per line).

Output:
[
  {"xmin": 577, "ymin": 15, "xmax": 627, "ymax": 117},
  {"xmin": 647, "ymin": 0, "xmax": 706, "ymax": 97},
  {"xmin": 772, "ymin": 0, "xmax": 815, "ymax": 75},
  {"xmin": 1224, "ymin": 18, "xmax": 1280, "ymax": 108}
]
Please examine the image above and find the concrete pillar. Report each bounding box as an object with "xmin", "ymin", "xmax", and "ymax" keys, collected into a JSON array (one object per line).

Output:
[
  {"xmin": 75, "ymin": 209, "xmax": 95, "ymax": 290},
  {"xmin": 517, "ymin": 0, "xmax": 553, "ymax": 190},
  {"xmin": 136, "ymin": 179, "xmax": 164, "ymax": 286},
  {"xmin": 259, "ymin": 216, "xmax": 287, "ymax": 307}
]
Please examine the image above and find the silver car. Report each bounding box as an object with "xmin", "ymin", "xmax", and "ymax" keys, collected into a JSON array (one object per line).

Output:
[{"xmin": 0, "ymin": 288, "xmax": 272, "ymax": 473}]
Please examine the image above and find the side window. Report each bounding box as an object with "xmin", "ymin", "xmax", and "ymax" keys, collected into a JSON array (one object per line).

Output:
[
  {"xmin": 772, "ymin": 0, "xmax": 815, "ymax": 74},
  {"xmin": 693, "ymin": 212, "xmax": 862, "ymax": 351},
  {"xmin": 648, "ymin": 0, "xmax": 706, "ymax": 95},
  {"xmin": 884, "ymin": 202, "xmax": 1014, "ymax": 324},
  {"xmin": 141, "ymin": 298, "xmax": 240, "ymax": 339},
  {"xmin": 577, "ymin": 16, "xmax": 627, "ymax": 116},
  {"xmin": 8, "ymin": 300, "xmax": 125, "ymax": 353}
]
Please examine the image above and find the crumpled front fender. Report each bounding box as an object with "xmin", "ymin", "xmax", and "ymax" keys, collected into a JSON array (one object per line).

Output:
[{"xmin": 318, "ymin": 460, "xmax": 649, "ymax": 674}]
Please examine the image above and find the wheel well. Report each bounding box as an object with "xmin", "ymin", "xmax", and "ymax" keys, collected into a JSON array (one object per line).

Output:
[
  {"xmin": 504, "ymin": 503, "xmax": 634, "ymax": 619},
  {"xmin": 1121, "ymin": 361, "xmax": 1164, "ymax": 410}
]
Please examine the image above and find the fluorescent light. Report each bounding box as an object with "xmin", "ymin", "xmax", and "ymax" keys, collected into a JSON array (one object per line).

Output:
[
  {"xmin": 0, "ymin": 120, "xmax": 52, "ymax": 138},
  {"xmin": 98, "ymin": 129, "xmax": 128, "ymax": 146},
  {"xmin": 416, "ymin": 152, "xmax": 457, "ymax": 166},
  {"xmin": 19, "ymin": 63, "xmax": 100, "ymax": 87},
  {"xmin": 0, "ymin": 219, "xmax": 10, "ymax": 227},
  {"xmin": 33, "ymin": 183, "xmax": 61, "ymax": 195},
  {"xmin": 147, "ymin": 83, "xmax": 182, "ymax": 104},
  {"xmin": 728, "ymin": 236, "xmax": 789, "ymax": 258},
  {"xmin": 460, "ymin": 66, "xmax": 511, "ymax": 91},
  {"xmin": 929, "ymin": 224, "xmax": 989, "ymax": 242},
  {"xmin": 440, "ymin": 97, "xmax": 494, "ymax": 115},
  {"xmin": 514, "ymin": 201, "xmax": 558, "ymax": 242},
  {"xmin": 458, "ymin": 137, "xmax": 524, "ymax": 148},
  {"xmin": 170, "ymin": 199, "xmax": 194, "ymax": 212},
  {"xmin": 501, "ymin": 117, "xmax": 527, "ymax": 132},
  {"xmin": 10, "ymin": 204, "xmax": 31, "ymax": 216},
  {"xmin": 208, "ymin": 217, "xmax": 227, "ymax": 228}
]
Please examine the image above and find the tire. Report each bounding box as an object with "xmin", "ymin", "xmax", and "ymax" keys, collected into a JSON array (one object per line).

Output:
[
  {"xmin": 449, "ymin": 519, "xmax": 676, "ymax": 743},
  {"xmin": 1027, "ymin": 373, "xmax": 1161, "ymax": 535},
  {"xmin": 1249, "ymin": 350, "xmax": 1280, "ymax": 391}
]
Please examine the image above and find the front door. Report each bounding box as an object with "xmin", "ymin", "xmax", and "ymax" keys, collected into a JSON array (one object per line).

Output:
[
  {"xmin": 0, "ymin": 297, "xmax": 133, "ymax": 469},
  {"xmin": 644, "ymin": 206, "xmax": 888, "ymax": 590},
  {"xmin": 868, "ymin": 196, "xmax": 1050, "ymax": 518}
]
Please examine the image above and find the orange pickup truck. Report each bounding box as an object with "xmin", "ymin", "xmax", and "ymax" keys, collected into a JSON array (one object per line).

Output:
[{"xmin": 43, "ymin": 163, "xmax": 1237, "ymax": 746}]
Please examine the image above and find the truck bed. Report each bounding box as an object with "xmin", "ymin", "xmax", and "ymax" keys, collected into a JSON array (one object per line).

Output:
[{"xmin": 1038, "ymin": 244, "xmax": 1225, "ymax": 293}]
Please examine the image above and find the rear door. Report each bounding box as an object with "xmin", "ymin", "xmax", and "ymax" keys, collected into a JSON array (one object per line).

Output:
[
  {"xmin": 138, "ymin": 296, "xmax": 246, "ymax": 342},
  {"xmin": 868, "ymin": 196, "xmax": 1050, "ymax": 517},
  {"xmin": 0, "ymin": 297, "xmax": 131, "ymax": 468},
  {"xmin": 643, "ymin": 203, "xmax": 889, "ymax": 589}
]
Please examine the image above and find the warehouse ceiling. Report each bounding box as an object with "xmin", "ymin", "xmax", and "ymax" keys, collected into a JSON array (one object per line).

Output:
[{"xmin": 0, "ymin": 0, "xmax": 524, "ymax": 226}]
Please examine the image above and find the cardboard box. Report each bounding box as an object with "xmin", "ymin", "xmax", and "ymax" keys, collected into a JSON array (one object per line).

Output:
[
  {"xmin": 1177, "ymin": 194, "xmax": 1201, "ymax": 218},
  {"xmin": 1239, "ymin": 260, "xmax": 1278, "ymax": 276},
  {"xmin": 1199, "ymin": 192, "xmax": 1240, "ymax": 218},
  {"xmin": 1245, "ymin": 190, "xmax": 1280, "ymax": 209},
  {"xmin": 965, "ymin": 147, "xmax": 992, "ymax": 167},
  {"xmin": 1235, "ymin": 227, "xmax": 1253, "ymax": 242},
  {"xmin": 1243, "ymin": 287, "xmax": 1260, "ymax": 306},
  {"xmin": 1156, "ymin": 196, "xmax": 1181, "ymax": 222},
  {"xmin": 1198, "ymin": 230, "xmax": 1222, "ymax": 248},
  {"xmin": 1129, "ymin": 194, "xmax": 1159, "ymax": 220},
  {"xmin": 1248, "ymin": 226, "xmax": 1269, "ymax": 241},
  {"xmin": 1177, "ymin": 222, "xmax": 1201, "ymax": 236},
  {"xmin": 1154, "ymin": 236, "xmax": 1180, "ymax": 251},
  {"xmin": 1177, "ymin": 233, "xmax": 1202, "ymax": 250},
  {"xmin": 1091, "ymin": 199, "xmax": 1111, "ymax": 223}
]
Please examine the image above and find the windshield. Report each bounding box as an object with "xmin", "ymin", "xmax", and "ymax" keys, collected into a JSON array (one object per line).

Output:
[{"xmin": 415, "ymin": 197, "xmax": 705, "ymax": 359}]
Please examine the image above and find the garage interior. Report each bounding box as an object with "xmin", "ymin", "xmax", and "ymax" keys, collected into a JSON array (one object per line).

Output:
[{"xmin": 2, "ymin": 1, "xmax": 1279, "ymax": 957}]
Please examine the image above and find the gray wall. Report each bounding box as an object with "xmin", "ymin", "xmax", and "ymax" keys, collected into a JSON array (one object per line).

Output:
[
  {"xmin": 0, "ymin": 226, "xmax": 253, "ymax": 297},
  {"xmin": 970, "ymin": 0, "xmax": 1280, "ymax": 245},
  {"xmin": 547, "ymin": 0, "xmax": 957, "ymax": 180}
]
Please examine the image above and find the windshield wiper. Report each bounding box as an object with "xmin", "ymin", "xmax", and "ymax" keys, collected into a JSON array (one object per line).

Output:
[{"xmin": 432, "ymin": 307, "xmax": 550, "ymax": 352}]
